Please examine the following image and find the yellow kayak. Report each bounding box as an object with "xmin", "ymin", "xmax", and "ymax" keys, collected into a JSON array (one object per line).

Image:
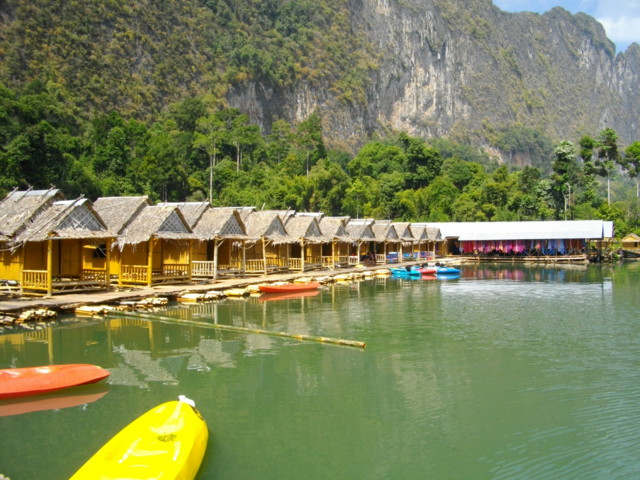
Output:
[{"xmin": 70, "ymin": 395, "xmax": 208, "ymax": 480}]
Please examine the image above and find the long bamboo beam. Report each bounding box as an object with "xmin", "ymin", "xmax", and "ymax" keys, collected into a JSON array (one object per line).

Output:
[{"xmin": 112, "ymin": 310, "xmax": 366, "ymax": 349}]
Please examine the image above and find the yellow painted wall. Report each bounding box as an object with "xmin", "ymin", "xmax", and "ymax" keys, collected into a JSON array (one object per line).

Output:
[
  {"xmin": 122, "ymin": 243, "xmax": 148, "ymax": 266},
  {"xmin": 0, "ymin": 248, "xmax": 22, "ymax": 281},
  {"xmin": 162, "ymin": 240, "xmax": 190, "ymax": 264},
  {"xmin": 23, "ymin": 242, "xmax": 46, "ymax": 270},
  {"xmin": 192, "ymin": 241, "xmax": 208, "ymax": 261}
]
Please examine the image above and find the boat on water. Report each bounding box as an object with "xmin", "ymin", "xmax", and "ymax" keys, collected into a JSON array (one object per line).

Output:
[
  {"xmin": 258, "ymin": 290, "xmax": 321, "ymax": 302},
  {"xmin": 258, "ymin": 281, "xmax": 321, "ymax": 294},
  {"xmin": 70, "ymin": 395, "xmax": 208, "ymax": 480},
  {"xmin": 417, "ymin": 266, "xmax": 437, "ymax": 275},
  {"xmin": 390, "ymin": 267, "xmax": 421, "ymax": 278},
  {"xmin": 0, "ymin": 384, "xmax": 109, "ymax": 417},
  {"xmin": 0, "ymin": 364, "xmax": 110, "ymax": 400},
  {"xmin": 435, "ymin": 266, "xmax": 461, "ymax": 275}
]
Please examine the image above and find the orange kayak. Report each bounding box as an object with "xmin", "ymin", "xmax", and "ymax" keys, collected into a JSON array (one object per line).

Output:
[
  {"xmin": 0, "ymin": 364, "xmax": 110, "ymax": 400},
  {"xmin": 258, "ymin": 281, "xmax": 321, "ymax": 294}
]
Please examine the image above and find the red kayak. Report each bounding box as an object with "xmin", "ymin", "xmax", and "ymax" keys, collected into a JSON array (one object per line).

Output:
[
  {"xmin": 258, "ymin": 281, "xmax": 321, "ymax": 294},
  {"xmin": 0, "ymin": 364, "xmax": 110, "ymax": 400},
  {"xmin": 418, "ymin": 267, "xmax": 437, "ymax": 275}
]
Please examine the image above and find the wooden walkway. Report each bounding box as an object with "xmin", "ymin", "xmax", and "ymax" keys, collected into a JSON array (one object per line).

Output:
[{"xmin": 0, "ymin": 264, "xmax": 409, "ymax": 315}]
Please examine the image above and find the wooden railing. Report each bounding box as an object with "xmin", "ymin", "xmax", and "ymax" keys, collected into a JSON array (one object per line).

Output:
[
  {"xmin": 21, "ymin": 270, "xmax": 48, "ymax": 292},
  {"xmin": 375, "ymin": 254, "xmax": 386, "ymax": 264},
  {"xmin": 322, "ymin": 256, "xmax": 334, "ymax": 268},
  {"xmin": 289, "ymin": 258, "xmax": 302, "ymax": 271},
  {"xmin": 120, "ymin": 265, "xmax": 148, "ymax": 284},
  {"xmin": 192, "ymin": 261, "xmax": 216, "ymax": 277},
  {"xmin": 162, "ymin": 264, "xmax": 189, "ymax": 277},
  {"xmin": 80, "ymin": 268, "xmax": 108, "ymax": 283},
  {"xmin": 245, "ymin": 259, "xmax": 266, "ymax": 273}
]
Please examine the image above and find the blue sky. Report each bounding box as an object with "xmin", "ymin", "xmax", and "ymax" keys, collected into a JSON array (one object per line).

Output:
[{"xmin": 493, "ymin": 0, "xmax": 640, "ymax": 52}]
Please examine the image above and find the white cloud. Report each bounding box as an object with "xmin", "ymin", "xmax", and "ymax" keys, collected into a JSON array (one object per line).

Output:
[{"xmin": 598, "ymin": 16, "xmax": 640, "ymax": 47}]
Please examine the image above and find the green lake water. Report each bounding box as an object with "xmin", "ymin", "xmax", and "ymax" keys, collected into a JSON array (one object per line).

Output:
[{"xmin": 1, "ymin": 263, "xmax": 639, "ymax": 479}]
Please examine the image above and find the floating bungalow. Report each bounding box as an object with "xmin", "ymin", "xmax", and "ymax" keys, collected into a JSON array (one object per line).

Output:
[
  {"xmin": 371, "ymin": 221, "xmax": 401, "ymax": 265},
  {"xmin": 94, "ymin": 197, "xmax": 195, "ymax": 286},
  {"xmin": 242, "ymin": 209, "xmax": 290, "ymax": 275},
  {"xmin": 621, "ymin": 232, "xmax": 640, "ymax": 258},
  {"xmin": 283, "ymin": 213, "xmax": 327, "ymax": 272},
  {"xmin": 318, "ymin": 216, "xmax": 353, "ymax": 269},
  {"xmin": 0, "ymin": 189, "xmax": 63, "ymax": 283},
  {"xmin": 428, "ymin": 220, "xmax": 614, "ymax": 261},
  {"xmin": 0, "ymin": 191, "xmax": 114, "ymax": 295},
  {"xmin": 345, "ymin": 219, "xmax": 377, "ymax": 265},
  {"xmin": 191, "ymin": 207, "xmax": 248, "ymax": 279}
]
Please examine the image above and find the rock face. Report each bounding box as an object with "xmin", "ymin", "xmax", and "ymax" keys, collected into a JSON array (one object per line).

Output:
[
  {"xmin": 228, "ymin": 0, "xmax": 640, "ymax": 147},
  {"xmin": 2, "ymin": 0, "xmax": 638, "ymax": 149}
]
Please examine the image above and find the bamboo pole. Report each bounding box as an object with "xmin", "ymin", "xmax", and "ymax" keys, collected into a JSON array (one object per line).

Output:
[{"xmin": 112, "ymin": 310, "xmax": 366, "ymax": 349}]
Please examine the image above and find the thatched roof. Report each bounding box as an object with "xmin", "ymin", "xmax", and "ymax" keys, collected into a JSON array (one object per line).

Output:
[
  {"xmin": 371, "ymin": 221, "xmax": 400, "ymax": 243},
  {"xmin": 157, "ymin": 202, "xmax": 210, "ymax": 228},
  {"xmin": 284, "ymin": 215, "xmax": 329, "ymax": 244},
  {"xmin": 346, "ymin": 219, "xmax": 376, "ymax": 242},
  {"xmin": 425, "ymin": 227, "xmax": 444, "ymax": 242},
  {"xmin": 93, "ymin": 196, "xmax": 150, "ymax": 234},
  {"xmin": 409, "ymin": 224, "xmax": 428, "ymax": 242},
  {"xmin": 392, "ymin": 222, "xmax": 414, "ymax": 243},
  {"xmin": 115, "ymin": 205, "xmax": 195, "ymax": 247},
  {"xmin": 318, "ymin": 216, "xmax": 352, "ymax": 243},
  {"xmin": 0, "ymin": 188, "xmax": 63, "ymax": 240},
  {"xmin": 410, "ymin": 223, "xmax": 444, "ymax": 242},
  {"xmin": 14, "ymin": 198, "xmax": 112, "ymax": 244},
  {"xmin": 192, "ymin": 207, "xmax": 247, "ymax": 240},
  {"xmin": 244, "ymin": 210, "xmax": 289, "ymax": 244}
]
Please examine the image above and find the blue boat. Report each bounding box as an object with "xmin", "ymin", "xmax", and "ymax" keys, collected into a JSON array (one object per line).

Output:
[
  {"xmin": 390, "ymin": 267, "xmax": 421, "ymax": 278},
  {"xmin": 435, "ymin": 266, "xmax": 461, "ymax": 275}
]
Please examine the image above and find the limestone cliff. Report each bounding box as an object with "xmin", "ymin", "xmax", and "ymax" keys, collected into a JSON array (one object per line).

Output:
[{"xmin": 229, "ymin": 0, "xmax": 640, "ymax": 148}]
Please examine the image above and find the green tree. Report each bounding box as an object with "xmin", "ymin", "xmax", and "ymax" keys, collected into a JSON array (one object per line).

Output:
[{"xmin": 596, "ymin": 128, "xmax": 621, "ymax": 204}]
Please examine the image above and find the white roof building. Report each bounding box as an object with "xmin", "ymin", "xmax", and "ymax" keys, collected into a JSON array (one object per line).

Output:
[{"xmin": 427, "ymin": 220, "xmax": 614, "ymax": 241}]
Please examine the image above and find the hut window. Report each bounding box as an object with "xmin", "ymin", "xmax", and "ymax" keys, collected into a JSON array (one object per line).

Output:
[
  {"xmin": 93, "ymin": 244, "xmax": 107, "ymax": 258},
  {"xmin": 58, "ymin": 205, "xmax": 104, "ymax": 231},
  {"xmin": 159, "ymin": 211, "xmax": 189, "ymax": 233}
]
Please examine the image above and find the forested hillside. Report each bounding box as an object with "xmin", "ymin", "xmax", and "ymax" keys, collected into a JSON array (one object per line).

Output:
[{"xmin": 0, "ymin": 0, "xmax": 638, "ymax": 235}]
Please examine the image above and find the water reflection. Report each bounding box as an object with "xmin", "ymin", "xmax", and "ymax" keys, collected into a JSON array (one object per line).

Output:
[{"xmin": 0, "ymin": 264, "xmax": 638, "ymax": 480}]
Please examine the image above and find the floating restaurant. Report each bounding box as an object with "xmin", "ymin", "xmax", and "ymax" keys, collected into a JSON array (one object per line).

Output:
[
  {"xmin": 0, "ymin": 189, "xmax": 617, "ymax": 296},
  {"xmin": 426, "ymin": 220, "xmax": 614, "ymax": 261}
]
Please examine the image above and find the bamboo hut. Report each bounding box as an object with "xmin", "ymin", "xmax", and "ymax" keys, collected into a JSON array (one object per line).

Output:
[
  {"xmin": 190, "ymin": 207, "xmax": 248, "ymax": 279},
  {"xmin": 392, "ymin": 222, "xmax": 415, "ymax": 261},
  {"xmin": 11, "ymin": 198, "xmax": 114, "ymax": 296},
  {"xmin": 0, "ymin": 188, "xmax": 63, "ymax": 283},
  {"xmin": 620, "ymin": 232, "xmax": 640, "ymax": 258},
  {"xmin": 425, "ymin": 226, "xmax": 444, "ymax": 258},
  {"xmin": 283, "ymin": 213, "xmax": 328, "ymax": 272},
  {"xmin": 371, "ymin": 221, "xmax": 400, "ymax": 265},
  {"xmin": 94, "ymin": 197, "xmax": 195, "ymax": 286},
  {"xmin": 409, "ymin": 224, "xmax": 430, "ymax": 260},
  {"xmin": 345, "ymin": 219, "xmax": 377, "ymax": 265},
  {"xmin": 242, "ymin": 210, "xmax": 290, "ymax": 275},
  {"xmin": 318, "ymin": 216, "xmax": 352, "ymax": 268}
]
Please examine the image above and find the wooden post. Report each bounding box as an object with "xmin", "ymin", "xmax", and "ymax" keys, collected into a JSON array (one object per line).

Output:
[
  {"xmin": 332, "ymin": 240, "xmax": 336, "ymax": 270},
  {"xmin": 147, "ymin": 238, "xmax": 154, "ymax": 287},
  {"xmin": 262, "ymin": 237, "xmax": 267, "ymax": 275},
  {"xmin": 241, "ymin": 240, "xmax": 246, "ymax": 274},
  {"xmin": 105, "ymin": 238, "xmax": 112, "ymax": 289},
  {"xmin": 47, "ymin": 238, "xmax": 53, "ymax": 296},
  {"xmin": 213, "ymin": 238, "xmax": 219, "ymax": 281},
  {"xmin": 300, "ymin": 238, "xmax": 305, "ymax": 272},
  {"xmin": 187, "ymin": 240, "xmax": 193, "ymax": 283}
]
